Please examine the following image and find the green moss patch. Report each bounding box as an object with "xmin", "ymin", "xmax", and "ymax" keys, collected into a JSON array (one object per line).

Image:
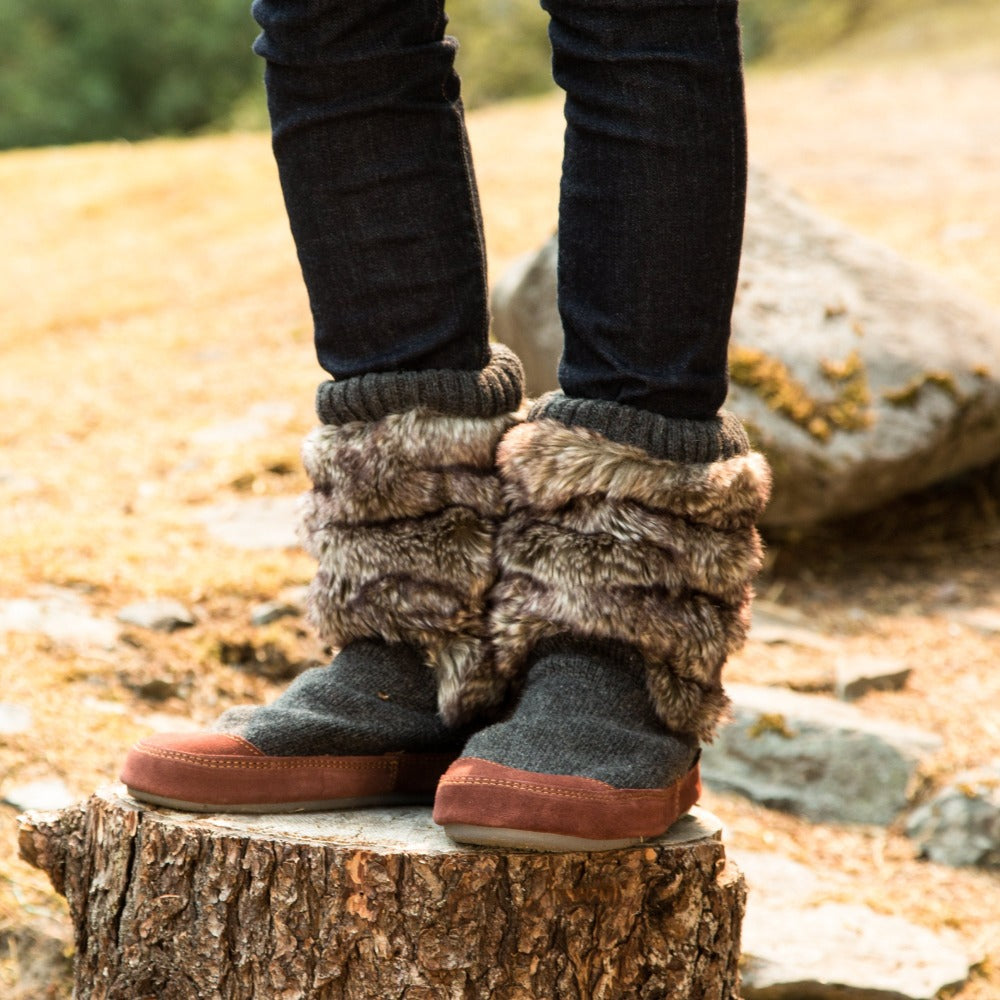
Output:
[
  {"xmin": 883, "ymin": 371, "xmax": 963, "ymax": 407},
  {"xmin": 730, "ymin": 346, "xmax": 874, "ymax": 442},
  {"xmin": 748, "ymin": 712, "xmax": 797, "ymax": 740}
]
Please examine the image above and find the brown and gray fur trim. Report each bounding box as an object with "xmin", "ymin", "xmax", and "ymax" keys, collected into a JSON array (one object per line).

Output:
[
  {"xmin": 299, "ymin": 408, "xmax": 518, "ymax": 726},
  {"xmin": 488, "ymin": 419, "xmax": 772, "ymax": 742}
]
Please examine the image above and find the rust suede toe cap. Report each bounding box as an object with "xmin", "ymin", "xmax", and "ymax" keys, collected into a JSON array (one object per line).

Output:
[
  {"xmin": 121, "ymin": 733, "xmax": 455, "ymax": 811},
  {"xmin": 432, "ymin": 757, "xmax": 701, "ymax": 843}
]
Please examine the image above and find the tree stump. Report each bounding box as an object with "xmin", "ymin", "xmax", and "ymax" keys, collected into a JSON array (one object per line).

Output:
[{"xmin": 18, "ymin": 785, "xmax": 746, "ymax": 999}]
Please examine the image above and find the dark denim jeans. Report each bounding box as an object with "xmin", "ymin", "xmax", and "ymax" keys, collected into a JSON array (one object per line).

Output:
[{"xmin": 252, "ymin": 0, "xmax": 745, "ymax": 420}]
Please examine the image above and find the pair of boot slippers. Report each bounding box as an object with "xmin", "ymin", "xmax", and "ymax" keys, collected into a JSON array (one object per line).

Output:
[
  {"xmin": 121, "ymin": 637, "xmax": 705, "ymax": 852},
  {"xmin": 121, "ymin": 352, "xmax": 769, "ymax": 851}
]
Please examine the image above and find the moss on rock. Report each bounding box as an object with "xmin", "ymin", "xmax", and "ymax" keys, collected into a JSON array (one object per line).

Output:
[
  {"xmin": 729, "ymin": 346, "xmax": 874, "ymax": 442},
  {"xmin": 883, "ymin": 371, "xmax": 963, "ymax": 408}
]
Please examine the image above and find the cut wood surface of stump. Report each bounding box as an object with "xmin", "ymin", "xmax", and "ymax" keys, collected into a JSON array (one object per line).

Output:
[{"xmin": 18, "ymin": 785, "xmax": 747, "ymax": 1000}]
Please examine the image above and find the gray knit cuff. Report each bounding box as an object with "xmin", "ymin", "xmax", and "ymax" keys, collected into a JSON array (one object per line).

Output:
[
  {"xmin": 528, "ymin": 392, "xmax": 750, "ymax": 463},
  {"xmin": 315, "ymin": 344, "xmax": 525, "ymax": 425}
]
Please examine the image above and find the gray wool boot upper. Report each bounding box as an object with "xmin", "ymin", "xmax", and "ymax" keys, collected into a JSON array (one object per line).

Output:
[
  {"xmin": 459, "ymin": 637, "xmax": 700, "ymax": 790},
  {"xmin": 215, "ymin": 640, "xmax": 469, "ymax": 757}
]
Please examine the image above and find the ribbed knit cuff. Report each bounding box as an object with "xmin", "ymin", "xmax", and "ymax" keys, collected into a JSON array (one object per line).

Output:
[
  {"xmin": 528, "ymin": 392, "xmax": 749, "ymax": 463},
  {"xmin": 315, "ymin": 344, "xmax": 525, "ymax": 425}
]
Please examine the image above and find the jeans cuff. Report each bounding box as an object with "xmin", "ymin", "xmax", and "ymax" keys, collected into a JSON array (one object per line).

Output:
[
  {"xmin": 315, "ymin": 344, "xmax": 525, "ymax": 425},
  {"xmin": 528, "ymin": 392, "xmax": 749, "ymax": 463}
]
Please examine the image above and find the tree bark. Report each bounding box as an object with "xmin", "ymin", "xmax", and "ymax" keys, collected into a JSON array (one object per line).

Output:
[{"xmin": 19, "ymin": 785, "xmax": 746, "ymax": 1000}]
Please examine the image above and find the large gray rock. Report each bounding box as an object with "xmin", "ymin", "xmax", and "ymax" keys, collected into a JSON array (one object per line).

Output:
[
  {"xmin": 701, "ymin": 684, "xmax": 941, "ymax": 825},
  {"xmin": 491, "ymin": 239, "xmax": 561, "ymax": 399},
  {"xmin": 905, "ymin": 762, "xmax": 1000, "ymax": 868},
  {"xmin": 736, "ymin": 851, "xmax": 971, "ymax": 1000},
  {"xmin": 490, "ymin": 169, "xmax": 1000, "ymax": 526}
]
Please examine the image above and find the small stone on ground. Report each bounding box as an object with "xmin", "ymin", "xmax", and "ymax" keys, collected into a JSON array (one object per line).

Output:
[
  {"xmin": 250, "ymin": 600, "xmax": 301, "ymax": 627},
  {"xmin": 191, "ymin": 402, "xmax": 296, "ymax": 447},
  {"xmin": 906, "ymin": 761, "xmax": 1000, "ymax": 868},
  {"xmin": 950, "ymin": 607, "xmax": 1000, "ymax": 636},
  {"xmin": 702, "ymin": 684, "xmax": 940, "ymax": 824},
  {"xmin": 134, "ymin": 678, "xmax": 181, "ymax": 702},
  {"xmin": 749, "ymin": 608, "xmax": 838, "ymax": 651},
  {"xmin": 196, "ymin": 497, "xmax": 300, "ymax": 550},
  {"xmin": 0, "ymin": 590, "xmax": 118, "ymax": 650},
  {"xmin": 835, "ymin": 654, "xmax": 912, "ymax": 700},
  {"xmin": 117, "ymin": 599, "xmax": 195, "ymax": 632},
  {"xmin": 736, "ymin": 850, "xmax": 972, "ymax": 1000},
  {"xmin": 3, "ymin": 779, "xmax": 77, "ymax": 812},
  {"xmin": 0, "ymin": 703, "xmax": 32, "ymax": 735}
]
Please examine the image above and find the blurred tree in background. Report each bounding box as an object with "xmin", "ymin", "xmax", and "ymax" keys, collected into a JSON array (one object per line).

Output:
[
  {"xmin": 0, "ymin": 0, "xmax": 260, "ymax": 148},
  {"xmin": 0, "ymin": 0, "xmax": 554, "ymax": 149},
  {"xmin": 739, "ymin": 0, "xmax": 875, "ymax": 61},
  {"xmin": 0, "ymin": 0, "xmax": 979, "ymax": 149},
  {"xmin": 448, "ymin": 0, "xmax": 552, "ymax": 107}
]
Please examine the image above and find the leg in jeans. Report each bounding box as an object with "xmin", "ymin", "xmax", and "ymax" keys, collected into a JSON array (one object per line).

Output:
[
  {"xmin": 251, "ymin": 0, "xmax": 490, "ymax": 376},
  {"xmin": 550, "ymin": 0, "xmax": 747, "ymax": 421},
  {"xmin": 121, "ymin": 0, "xmax": 526, "ymax": 813},
  {"xmin": 434, "ymin": 0, "xmax": 771, "ymax": 850}
]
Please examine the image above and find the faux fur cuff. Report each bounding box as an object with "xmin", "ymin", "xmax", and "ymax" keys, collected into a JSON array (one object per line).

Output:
[
  {"xmin": 298, "ymin": 408, "xmax": 518, "ymax": 725},
  {"xmin": 489, "ymin": 419, "xmax": 772, "ymax": 742}
]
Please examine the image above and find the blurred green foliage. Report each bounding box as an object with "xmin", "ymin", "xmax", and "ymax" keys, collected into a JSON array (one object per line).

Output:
[
  {"xmin": 0, "ymin": 0, "xmax": 983, "ymax": 148},
  {"xmin": 448, "ymin": 0, "xmax": 554, "ymax": 108},
  {"xmin": 737, "ymin": 0, "xmax": 997, "ymax": 61},
  {"xmin": 0, "ymin": 0, "xmax": 259, "ymax": 149},
  {"xmin": 739, "ymin": 0, "xmax": 876, "ymax": 62}
]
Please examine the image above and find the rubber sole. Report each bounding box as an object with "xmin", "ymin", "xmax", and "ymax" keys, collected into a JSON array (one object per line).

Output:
[
  {"xmin": 125, "ymin": 787, "xmax": 434, "ymax": 814},
  {"xmin": 441, "ymin": 822, "xmax": 648, "ymax": 853}
]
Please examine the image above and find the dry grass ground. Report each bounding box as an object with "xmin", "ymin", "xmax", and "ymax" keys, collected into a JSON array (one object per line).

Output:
[{"xmin": 2, "ymin": 33, "xmax": 999, "ymax": 999}]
